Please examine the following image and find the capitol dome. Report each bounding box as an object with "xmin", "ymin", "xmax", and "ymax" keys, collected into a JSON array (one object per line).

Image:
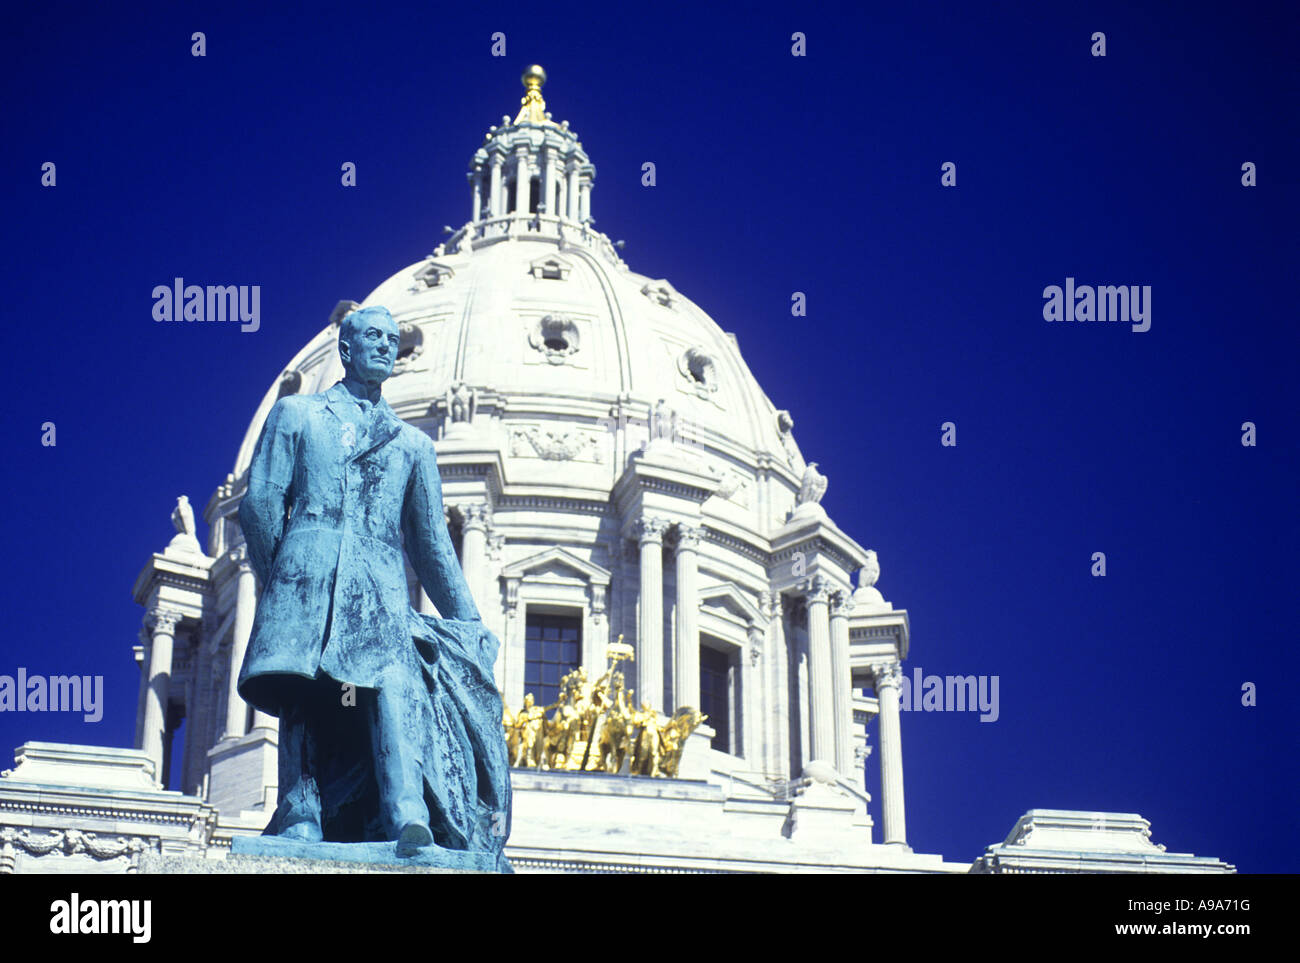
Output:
[
  {"xmin": 234, "ymin": 77, "xmax": 805, "ymax": 496},
  {"xmin": 197, "ymin": 67, "xmax": 907, "ymax": 841}
]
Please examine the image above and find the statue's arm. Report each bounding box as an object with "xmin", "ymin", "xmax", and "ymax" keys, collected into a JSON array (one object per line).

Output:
[
  {"xmin": 238, "ymin": 398, "xmax": 299, "ymax": 585},
  {"xmin": 402, "ymin": 435, "xmax": 481, "ymax": 621}
]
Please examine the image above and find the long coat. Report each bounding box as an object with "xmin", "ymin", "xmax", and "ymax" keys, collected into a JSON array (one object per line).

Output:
[{"xmin": 236, "ymin": 381, "xmax": 481, "ymax": 715}]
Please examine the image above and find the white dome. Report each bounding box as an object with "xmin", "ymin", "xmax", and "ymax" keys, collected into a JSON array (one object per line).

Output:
[{"xmin": 232, "ymin": 69, "xmax": 813, "ymax": 534}]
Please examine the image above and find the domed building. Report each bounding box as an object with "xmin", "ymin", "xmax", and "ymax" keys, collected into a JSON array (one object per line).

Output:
[
  {"xmin": 197, "ymin": 64, "xmax": 929, "ymax": 871},
  {"xmin": 0, "ymin": 67, "xmax": 1233, "ymax": 875}
]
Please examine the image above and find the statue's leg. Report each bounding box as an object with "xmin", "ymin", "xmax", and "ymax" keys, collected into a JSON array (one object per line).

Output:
[
  {"xmin": 273, "ymin": 693, "xmax": 323, "ymax": 841},
  {"xmin": 369, "ymin": 668, "xmax": 433, "ymax": 853}
]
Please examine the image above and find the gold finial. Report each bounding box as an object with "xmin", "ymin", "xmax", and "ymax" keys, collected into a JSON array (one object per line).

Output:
[{"xmin": 514, "ymin": 64, "xmax": 550, "ymax": 125}]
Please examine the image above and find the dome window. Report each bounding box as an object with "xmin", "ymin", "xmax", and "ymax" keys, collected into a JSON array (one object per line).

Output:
[
  {"xmin": 641, "ymin": 280, "xmax": 679, "ymax": 308},
  {"xmin": 276, "ymin": 370, "xmax": 302, "ymax": 399},
  {"xmin": 529, "ymin": 314, "xmax": 580, "ymax": 364},
  {"xmin": 529, "ymin": 253, "xmax": 573, "ymax": 280},
  {"xmin": 391, "ymin": 323, "xmax": 424, "ymax": 374},
  {"xmin": 413, "ymin": 260, "xmax": 455, "ymax": 289},
  {"xmin": 678, "ymin": 346, "xmax": 719, "ymax": 396}
]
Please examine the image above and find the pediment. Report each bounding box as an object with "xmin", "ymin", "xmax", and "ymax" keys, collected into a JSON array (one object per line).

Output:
[
  {"xmin": 413, "ymin": 260, "xmax": 455, "ymax": 288},
  {"xmin": 698, "ymin": 582, "xmax": 763, "ymax": 625},
  {"xmin": 500, "ymin": 546, "xmax": 610, "ymax": 585},
  {"xmin": 529, "ymin": 253, "xmax": 573, "ymax": 280}
]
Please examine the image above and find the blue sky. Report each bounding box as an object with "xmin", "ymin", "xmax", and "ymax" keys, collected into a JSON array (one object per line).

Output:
[{"xmin": 2, "ymin": 0, "xmax": 1295, "ymax": 871}]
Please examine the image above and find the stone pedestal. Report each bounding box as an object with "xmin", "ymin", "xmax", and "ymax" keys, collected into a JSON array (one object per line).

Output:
[
  {"xmin": 785, "ymin": 781, "xmax": 861, "ymax": 846},
  {"xmin": 677, "ymin": 723, "xmax": 714, "ymax": 781},
  {"xmin": 228, "ymin": 835, "xmax": 505, "ymax": 873},
  {"xmin": 140, "ymin": 852, "xmax": 482, "ymax": 875},
  {"xmin": 206, "ymin": 727, "xmax": 278, "ymax": 816},
  {"xmin": 970, "ymin": 810, "xmax": 1237, "ymax": 874},
  {"xmin": 0, "ymin": 742, "xmax": 218, "ymax": 874}
]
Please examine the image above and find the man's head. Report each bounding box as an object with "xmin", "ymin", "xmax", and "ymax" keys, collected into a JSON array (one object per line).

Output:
[{"xmin": 339, "ymin": 306, "xmax": 399, "ymax": 385}]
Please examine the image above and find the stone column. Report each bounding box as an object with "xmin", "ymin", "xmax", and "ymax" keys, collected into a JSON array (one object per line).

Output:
[
  {"xmin": 829, "ymin": 591, "xmax": 855, "ymax": 773},
  {"xmin": 489, "ymin": 154, "xmax": 503, "ymax": 218},
  {"xmin": 471, "ymin": 171, "xmax": 482, "ymax": 222},
  {"xmin": 461, "ymin": 503, "xmax": 490, "ymax": 608},
  {"xmin": 503, "ymin": 578, "xmax": 523, "ymax": 707},
  {"xmin": 484, "ymin": 532, "xmax": 506, "ymax": 643},
  {"xmin": 133, "ymin": 629, "xmax": 149, "ymax": 749},
  {"xmin": 142, "ymin": 606, "xmax": 182, "ymax": 781},
  {"xmin": 585, "ymin": 582, "xmax": 609, "ymax": 678},
  {"xmin": 673, "ymin": 525, "xmax": 702, "ymax": 710},
  {"xmin": 871, "ymin": 661, "xmax": 907, "ymax": 846},
  {"xmin": 744, "ymin": 622, "xmax": 763, "ymax": 762},
  {"xmin": 759, "ymin": 591, "xmax": 783, "ymax": 775},
  {"xmin": 579, "ymin": 177, "xmax": 591, "ymax": 222},
  {"xmin": 538, "ymin": 145, "xmax": 552, "ymax": 216},
  {"xmin": 802, "ymin": 576, "xmax": 834, "ymax": 766},
  {"xmin": 566, "ymin": 162, "xmax": 579, "ymax": 220},
  {"xmin": 223, "ymin": 552, "xmax": 257, "ymax": 739},
  {"xmin": 514, "ymin": 148, "xmax": 530, "ymax": 216},
  {"xmin": 635, "ymin": 516, "xmax": 669, "ymax": 711}
]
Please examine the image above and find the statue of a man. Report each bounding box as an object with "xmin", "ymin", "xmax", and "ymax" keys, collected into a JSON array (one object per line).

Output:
[{"xmin": 236, "ymin": 305, "xmax": 510, "ymax": 867}]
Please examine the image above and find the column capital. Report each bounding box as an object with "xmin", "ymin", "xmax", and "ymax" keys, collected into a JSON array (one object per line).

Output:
[
  {"xmin": 146, "ymin": 606, "xmax": 184, "ymax": 636},
  {"xmin": 830, "ymin": 591, "xmax": 855, "ymax": 619},
  {"xmin": 227, "ymin": 543, "xmax": 254, "ymax": 576},
  {"xmin": 461, "ymin": 502, "xmax": 491, "ymax": 533},
  {"xmin": 800, "ymin": 574, "xmax": 831, "ymax": 604},
  {"xmin": 633, "ymin": 515, "xmax": 671, "ymax": 545},
  {"xmin": 676, "ymin": 524, "xmax": 704, "ymax": 550},
  {"xmin": 759, "ymin": 589, "xmax": 783, "ymax": 620},
  {"xmin": 869, "ymin": 661, "xmax": 903, "ymax": 690}
]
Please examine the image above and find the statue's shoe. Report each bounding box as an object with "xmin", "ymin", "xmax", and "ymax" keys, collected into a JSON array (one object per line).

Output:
[
  {"xmin": 396, "ymin": 821, "xmax": 434, "ymax": 857},
  {"xmin": 279, "ymin": 820, "xmax": 323, "ymax": 843}
]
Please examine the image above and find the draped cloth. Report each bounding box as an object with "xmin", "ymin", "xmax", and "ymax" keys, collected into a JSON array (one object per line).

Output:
[
  {"xmin": 262, "ymin": 611, "xmax": 512, "ymax": 873},
  {"xmin": 407, "ymin": 611, "xmax": 512, "ymax": 870}
]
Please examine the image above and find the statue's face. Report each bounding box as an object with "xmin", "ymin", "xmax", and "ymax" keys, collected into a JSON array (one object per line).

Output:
[{"xmin": 340, "ymin": 310, "xmax": 399, "ymax": 385}]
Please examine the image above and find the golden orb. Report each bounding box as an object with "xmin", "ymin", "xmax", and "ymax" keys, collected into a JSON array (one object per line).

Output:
[{"xmin": 521, "ymin": 64, "xmax": 546, "ymax": 88}]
